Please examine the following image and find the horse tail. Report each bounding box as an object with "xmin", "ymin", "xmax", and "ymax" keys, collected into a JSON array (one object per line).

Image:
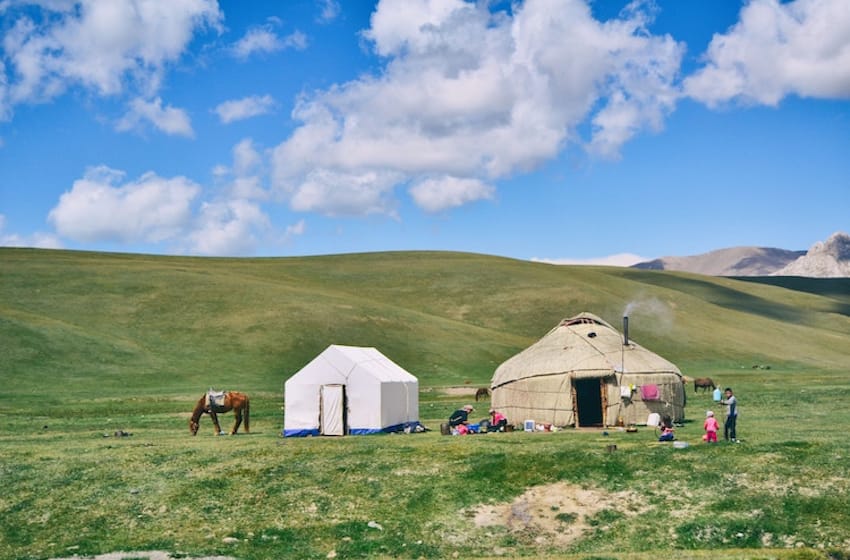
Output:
[{"xmin": 244, "ymin": 396, "xmax": 250, "ymax": 433}]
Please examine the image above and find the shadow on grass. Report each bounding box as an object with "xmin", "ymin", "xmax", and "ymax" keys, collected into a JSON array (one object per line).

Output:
[
  {"xmin": 736, "ymin": 276, "xmax": 850, "ymax": 315},
  {"xmin": 628, "ymin": 274, "xmax": 811, "ymax": 323}
]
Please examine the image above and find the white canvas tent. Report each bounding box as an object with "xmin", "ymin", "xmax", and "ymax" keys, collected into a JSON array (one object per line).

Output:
[
  {"xmin": 283, "ymin": 344, "xmax": 419, "ymax": 437},
  {"xmin": 491, "ymin": 313, "xmax": 686, "ymax": 428}
]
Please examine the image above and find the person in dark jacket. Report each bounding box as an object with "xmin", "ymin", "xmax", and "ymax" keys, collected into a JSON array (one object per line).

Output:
[
  {"xmin": 721, "ymin": 387, "xmax": 738, "ymax": 442},
  {"xmin": 448, "ymin": 404, "xmax": 473, "ymax": 427}
]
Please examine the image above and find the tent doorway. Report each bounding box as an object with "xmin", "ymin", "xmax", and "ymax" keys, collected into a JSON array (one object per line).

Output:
[
  {"xmin": 320, "ymin": 384, "xmax": 347, "ymax": 436},
  {"xmin": 574, "ymin": 378, "xmax": 604, "ymax": 427}
]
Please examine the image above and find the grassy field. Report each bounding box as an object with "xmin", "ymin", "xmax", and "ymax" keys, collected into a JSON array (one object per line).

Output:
[{"xmin": 1, "ymin": 248, "xmax": 849, "ymax": 560}]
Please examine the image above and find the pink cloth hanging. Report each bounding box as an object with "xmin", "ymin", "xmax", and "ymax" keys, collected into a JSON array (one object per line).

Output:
[{"xmin": 640, "ymin": 384, "xmax": 660, "ymax": 401}]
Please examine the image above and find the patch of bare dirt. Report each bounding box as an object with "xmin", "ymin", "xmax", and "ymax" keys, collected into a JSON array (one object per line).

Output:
[
  {"xmin": 439, "ymin": 386, "xmax": 492, "ymax": 401},
  {"xmin": 48, "ymin": 552, "xmax": 237, "ymax": 560},
  {"xmin": 440, "ymin": 386, "xmax": 476, "ymax": 397},
  {"xmin": 471, "ymin": 481, "xmax": 647, "ymax": 548}
]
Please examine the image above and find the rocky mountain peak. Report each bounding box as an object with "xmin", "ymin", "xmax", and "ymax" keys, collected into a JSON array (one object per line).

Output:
[
  {"xmin": 819, "ymin": 231, "xmax": 850, "ymax": 260},
  {"xmin": 631, "ymin": 231, "xmax": 849, "ymax": 277},
  {"xmin": 771, "ymin": 231, "xmax": 850, "ymax": 278}
]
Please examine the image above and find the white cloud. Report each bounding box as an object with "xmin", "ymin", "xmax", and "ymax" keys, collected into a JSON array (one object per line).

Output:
[
  {"xmin": 181, "ymin": 138, "xmax": 275, "ymax": 255},
  {"xmin": 214, "ymin": 94, "xmax": 276, "ymax": 123},
  {"xmin": 47, "ymin": 165, "xmax": 200, "ymax": 244},
  {"xmin": 116, "ymin": 97, "xmax": 194, "ymax": 137},
  {"xmin": 532, "ymin": 253, "xmax": 648, "ymax": 267},
  {"xmin": 216, "ymin": 138, "xmax": 268, "ymax": 200},
  {"xmin": 233, "ymin": 138, "xmax": 262, "ymax": 176},
  {"xmin": 0, "ymin": 231, "xmax": 64, "ymax": 249},
  {"xmin": 0, "ymin": 0, "xmax": 222, "ymax": 113},
  {"xmin": 409, "ymin": 176, "xmax": 494, "ymax": 213},
  {"xmin": 289, "ymin": 168, "xmax": 403, "ymax": 217},
  {"xmin": 283, "ymin": 31, "xmax": 308, "ymax": 51},
  {"xmin": 317, "ymin": 0, "xmax": 341, "ymax": 23},
  {"xmin": 286, "ymin": 219, "xmax": 305, "ymax": 236},
  {"xmin": 0, "ymin": 60, "xmax": 9, "ymax": 122},
  {"xmin": 40, "ymin": 141, "xmax": 283, "ymax": 256},
  {"xmin": 0, "ymin": 214, "xmax": 63, "ymax": 248},
  {"xmin": 186, "ymin": 198, "xmax": 269, "ymax": 256},
  {"xmin": 211, "ymin": 164, "xmax": 229, "ymax": 179},
  {"xmin": 283, "ymin": 218, "xmax": 306, "ymax": 242},
  {"xmin": 229, "ymin": 175, "xmax": 264, "ymax": 203},
  {"xmin": 232, "ymin": 28, "xmax": 281, "ymax": 59},
  {"xmin": 685, "ymin": 0, "xmax": 850, "ymax": 107},
  {"xmin": 271, "ymin": 0, "xmax": 683, "ymax": 217},
  {"xmin": 231, "ymin": 25, "xmax": 307, "ymax": 60}
]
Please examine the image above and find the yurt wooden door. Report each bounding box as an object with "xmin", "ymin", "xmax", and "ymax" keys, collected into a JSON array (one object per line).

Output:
[
  {"xmin": 574, "ymin": 378, "xmax": 605, "ymax": 427},
  {"xmin": 320, "ymin": 384, "xmax": 346, "ymax": 436}
]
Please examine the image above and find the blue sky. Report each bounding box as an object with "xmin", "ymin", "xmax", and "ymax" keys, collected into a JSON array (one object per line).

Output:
[{"xmin": 0, "ymin": 0, "xmax": 847, "ymax": 264}]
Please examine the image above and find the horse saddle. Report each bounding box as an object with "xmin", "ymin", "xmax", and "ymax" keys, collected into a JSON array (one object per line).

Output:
[{"xmin": 206, "ymin": 390, "xmax": 227, "ymax": 412}]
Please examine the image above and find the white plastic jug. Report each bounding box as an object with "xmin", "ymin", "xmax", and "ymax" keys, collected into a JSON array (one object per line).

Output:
[{"xmin": 646, "ymin": 412, "xmax": 660, "ymax": 427}]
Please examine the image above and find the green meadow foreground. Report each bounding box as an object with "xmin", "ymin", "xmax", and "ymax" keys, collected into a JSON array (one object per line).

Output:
[{"xmin": 2, "ymin": 248, "xmax": 850, "ymax": 560}]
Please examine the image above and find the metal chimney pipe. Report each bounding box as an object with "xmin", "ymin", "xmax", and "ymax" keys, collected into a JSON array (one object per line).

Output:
[{"xmin": 623, "ymin": 316, "xmax": 629, "ymax": 346}]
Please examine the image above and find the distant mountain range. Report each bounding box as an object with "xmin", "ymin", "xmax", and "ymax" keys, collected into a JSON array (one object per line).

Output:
[{"xmin": 632, "ymin": 231, "xmax": 850, "ymax": 277}]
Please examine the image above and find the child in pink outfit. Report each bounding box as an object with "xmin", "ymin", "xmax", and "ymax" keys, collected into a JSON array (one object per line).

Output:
[
  {"xmin": 704, "ymin": 410, "xmax": 719, "ymax": 443},
  {"xmin": 488, "ymin": 409, "xmax": 508, "ymax": 432}
]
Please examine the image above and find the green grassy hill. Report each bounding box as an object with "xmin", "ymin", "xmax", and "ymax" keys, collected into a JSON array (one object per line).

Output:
[
  {"xmin": 2, "ymin": 248, "xmax": 850, "ymax": 560},
  {"xmin": 3, "ymin": 247, "xmax": 849, "ymax": 399}
]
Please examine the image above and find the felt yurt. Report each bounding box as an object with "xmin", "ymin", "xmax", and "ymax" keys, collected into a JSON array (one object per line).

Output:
[
  {"xmin": 283, "ymin": 344, "xmax": 419, "ymax": 437},
  {"xmin": 490, "ymin": 313, "xmax": 686, "ymax": 428}
]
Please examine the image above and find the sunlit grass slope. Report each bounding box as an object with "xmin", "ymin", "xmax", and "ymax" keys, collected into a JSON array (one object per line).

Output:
[
  {"xmin": 3, "ymin": 247, "xmax": 849, "ymax": 400},
  {"xmin": 2, "ymin": 248, "xmax": 850, "ymax": 560}
]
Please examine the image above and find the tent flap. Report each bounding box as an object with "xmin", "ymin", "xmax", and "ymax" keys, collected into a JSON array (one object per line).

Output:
[{"xmin": 320, "ymin": 384, "xmax": 345, "ymax": 436}]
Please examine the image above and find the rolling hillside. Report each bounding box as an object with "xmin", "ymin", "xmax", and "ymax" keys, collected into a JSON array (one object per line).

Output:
[
  {"xmin": 2, "ymin": 248, "xmax": 849, "ymax": 400},
  {"xmin": 3, "ymin": 247, "xmax": 850, "ymax": 560}
]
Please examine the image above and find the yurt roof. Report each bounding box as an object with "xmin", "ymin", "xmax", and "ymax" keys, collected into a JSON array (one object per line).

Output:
[{"xmin": 491, "ymin": 312, "xmax": 681, "ymax": 388}]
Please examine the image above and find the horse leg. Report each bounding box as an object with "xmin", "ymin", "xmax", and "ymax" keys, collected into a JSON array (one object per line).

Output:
[
  {"xmin": 210, "ymin": 411, "xmax": 222, "ymax": 435},
  {"xmin": 230, "ymin": 409, "xmax": 243, "ymax": 435},
  {"xmin": 243, "ymin": 400, "xmax": 250, "ymax": 433}
]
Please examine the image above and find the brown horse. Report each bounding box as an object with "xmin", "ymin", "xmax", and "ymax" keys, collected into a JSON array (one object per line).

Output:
[
  {"xmin": 475, "ymin": 387, "xmax": 490, "ymax": 401},
  {"xmin": 189, "ymin": 391, "xmax": 250, "ymax": 436},
  {"xmin": 693, "ymin": 377, "xmax": 716, "ymax": 393}
]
